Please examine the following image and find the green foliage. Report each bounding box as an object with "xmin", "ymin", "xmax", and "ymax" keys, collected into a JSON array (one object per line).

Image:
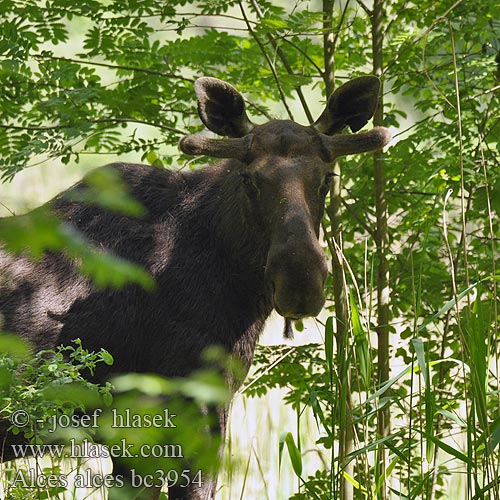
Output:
[
  {"xmin": 0, "ymin": 334, "xmax": 230, "ymax": 499},
  {"xmin": 68, "ymin": 167, "xmax": 146, "ymax": 216},
  {"xmin": 0, "ymin": 336, "xmax": 113, "ymax": 440},
  {"xmin": 247, "ymin": 344, "xmax": 328, "ymax": 409},
  {"xmin": 101, "ymin": 366, "xmax": 230, "ymax": 481}
]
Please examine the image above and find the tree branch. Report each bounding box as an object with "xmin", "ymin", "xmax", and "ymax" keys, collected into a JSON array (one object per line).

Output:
[
  {"xmin": 248, "ymin": 0, "xmax": 314, "ymax": 123},
  {"xmin": 281, "ymin": 38, "xmax": 325, "ymax": 77},
  {"xmin": 238, "ymin": 0, "xmax": 294, "ymax": 120},
  {"xmin": 34, "ymin": 54, "xmax": 193, "ymax": 82},
  {"xmin": 371, "ymin": 0, "xmax": 390, "ymax": 498},
  {"xmin": 356, "ymin": 0, "xmax": 372, "ymax": 15},
  {"xmin": 1, "ymin": 119, "xmax": 185, "ymax": 135}
]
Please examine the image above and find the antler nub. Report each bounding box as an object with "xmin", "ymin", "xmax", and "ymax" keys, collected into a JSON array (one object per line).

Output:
[
  {"xmin": 179, "ymin": 134, "xmax": 253, "ymax": 161},
  {"xmin": 321, "ymin": 127, "xmax": 393, "ymax": 159}
]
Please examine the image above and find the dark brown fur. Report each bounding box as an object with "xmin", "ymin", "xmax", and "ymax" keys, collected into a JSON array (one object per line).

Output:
[{"xmin": 0, "ymin": 77, "xmax": 392, "ymax": 500}]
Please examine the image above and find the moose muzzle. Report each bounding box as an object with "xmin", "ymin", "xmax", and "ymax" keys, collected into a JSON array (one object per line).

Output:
[{"xmin": 265, "ymin": 233, "xmax": 328, "ymax": 319}]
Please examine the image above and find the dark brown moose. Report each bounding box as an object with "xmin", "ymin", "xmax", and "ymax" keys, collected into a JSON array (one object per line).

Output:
[{"xmin": 0, "ymin": 76, "xmax": 391, "ymax": 499}]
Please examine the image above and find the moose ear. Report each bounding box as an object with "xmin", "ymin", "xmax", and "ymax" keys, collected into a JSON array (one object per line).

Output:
[
  {"xmin": 194, "ymin": 77, "xmax": 254, "ymax": 138},
  {"xmin": 313, "ymin": 76, "xmax": 381, "ymax": 135}
]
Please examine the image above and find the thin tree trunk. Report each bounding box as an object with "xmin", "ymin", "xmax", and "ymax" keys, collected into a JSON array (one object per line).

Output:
[
  {"xmin": 323, "ymin": 2, "xmax": 353, "ymax": 499},
  {"xmin": 371, "ymin": 0, "xmax": 390, "ymax": 498}
]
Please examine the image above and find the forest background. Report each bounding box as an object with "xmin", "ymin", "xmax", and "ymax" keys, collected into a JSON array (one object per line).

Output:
[{"xmin": 0, "ymin": 0, "xmax": 499, "ymax": 499}]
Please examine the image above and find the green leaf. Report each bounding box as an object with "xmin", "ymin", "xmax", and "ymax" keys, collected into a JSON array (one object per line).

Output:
[
  {"xmin": 422, "ymin": 432, "xmax": 474, "ymax": 466},
  {"xmin": 100, "ymin": 349, "xmax": 114, "ymax": 366},
  {"xmin": 411, "ymin": 338, "xmax": 435, "ymax": 462},
  {"xmin": 261, "ymin": 18, "xmax": 289, "ymax": 30},
  {"xmin": 284, "ymin": 432, "xmax": 302, "ymax": 477},
  {"xmin": 350, "ymin": 291, "xmax": 371, "ymax": 389},
  {"xmin": 417, "ymin": 281, "xmax": 481, "ymax": 333},
  {"xmin": 0, "ymin": 333, "xmax": 30, "ymax": 360}
]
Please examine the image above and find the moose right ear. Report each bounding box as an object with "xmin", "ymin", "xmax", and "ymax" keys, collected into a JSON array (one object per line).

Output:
[
  {"xmin": 313, "ymin": 76, "xmax": 381, "ymax": 135},
  {"xmin": 195, "ymin": 77, "xmax": 254, "ymax": 138}
]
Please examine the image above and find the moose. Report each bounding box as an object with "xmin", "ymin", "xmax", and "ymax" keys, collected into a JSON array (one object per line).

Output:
[{"xmin": 0, "ymin": 76, "xmax": 391, "ymax": 499}]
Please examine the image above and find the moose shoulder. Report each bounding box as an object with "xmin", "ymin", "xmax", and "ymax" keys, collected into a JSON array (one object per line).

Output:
[{"xmin": 0, "ymin": 76, "xmax": 392, "ymax": 500}]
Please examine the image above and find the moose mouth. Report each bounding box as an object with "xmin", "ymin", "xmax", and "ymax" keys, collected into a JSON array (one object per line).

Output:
[
  {"xmin": 270, "ymin": 281, "xmax": 323, "ymax": 320},
  {"xmin": 274, "ymin": 304, "xmax": 306, "ymax": 321}
]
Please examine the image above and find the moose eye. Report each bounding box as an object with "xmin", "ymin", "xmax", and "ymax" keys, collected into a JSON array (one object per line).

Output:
[
  {"xmin": 320, "ymin": 171, "xmax": 335, "ymax": 197},
  {"xmin": 324, "ymin": 171, "xmax": 335, "ymax": 186}
]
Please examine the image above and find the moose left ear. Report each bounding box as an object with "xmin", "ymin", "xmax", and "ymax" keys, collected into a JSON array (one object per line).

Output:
[
  {"xmin": 313, "ymin": 76, "xmax": 381, "ymax": 136},
  {"xmin": 195, "ymin": 77, "xmax": 254, "ymax": 138}
]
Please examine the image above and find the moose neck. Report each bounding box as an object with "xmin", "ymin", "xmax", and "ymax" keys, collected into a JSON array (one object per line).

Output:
[{"xmin": 186, "ymin": 159, "xmax": 272, "ymax": 291}]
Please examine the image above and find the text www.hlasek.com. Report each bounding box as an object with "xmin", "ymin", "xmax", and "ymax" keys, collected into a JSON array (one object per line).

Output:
[
  {"xmin": 10, "ymin": 407, "xmax": 182, "ymax": 459},
  {"xmin": 11, "ymin": 439, "xmax": 183, "ymax": 459}
]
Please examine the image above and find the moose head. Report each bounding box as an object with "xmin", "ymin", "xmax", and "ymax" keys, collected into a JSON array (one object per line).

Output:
[{"xmin": 180, "ymin": 77, "xmax": 392, "ymax": 321}]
